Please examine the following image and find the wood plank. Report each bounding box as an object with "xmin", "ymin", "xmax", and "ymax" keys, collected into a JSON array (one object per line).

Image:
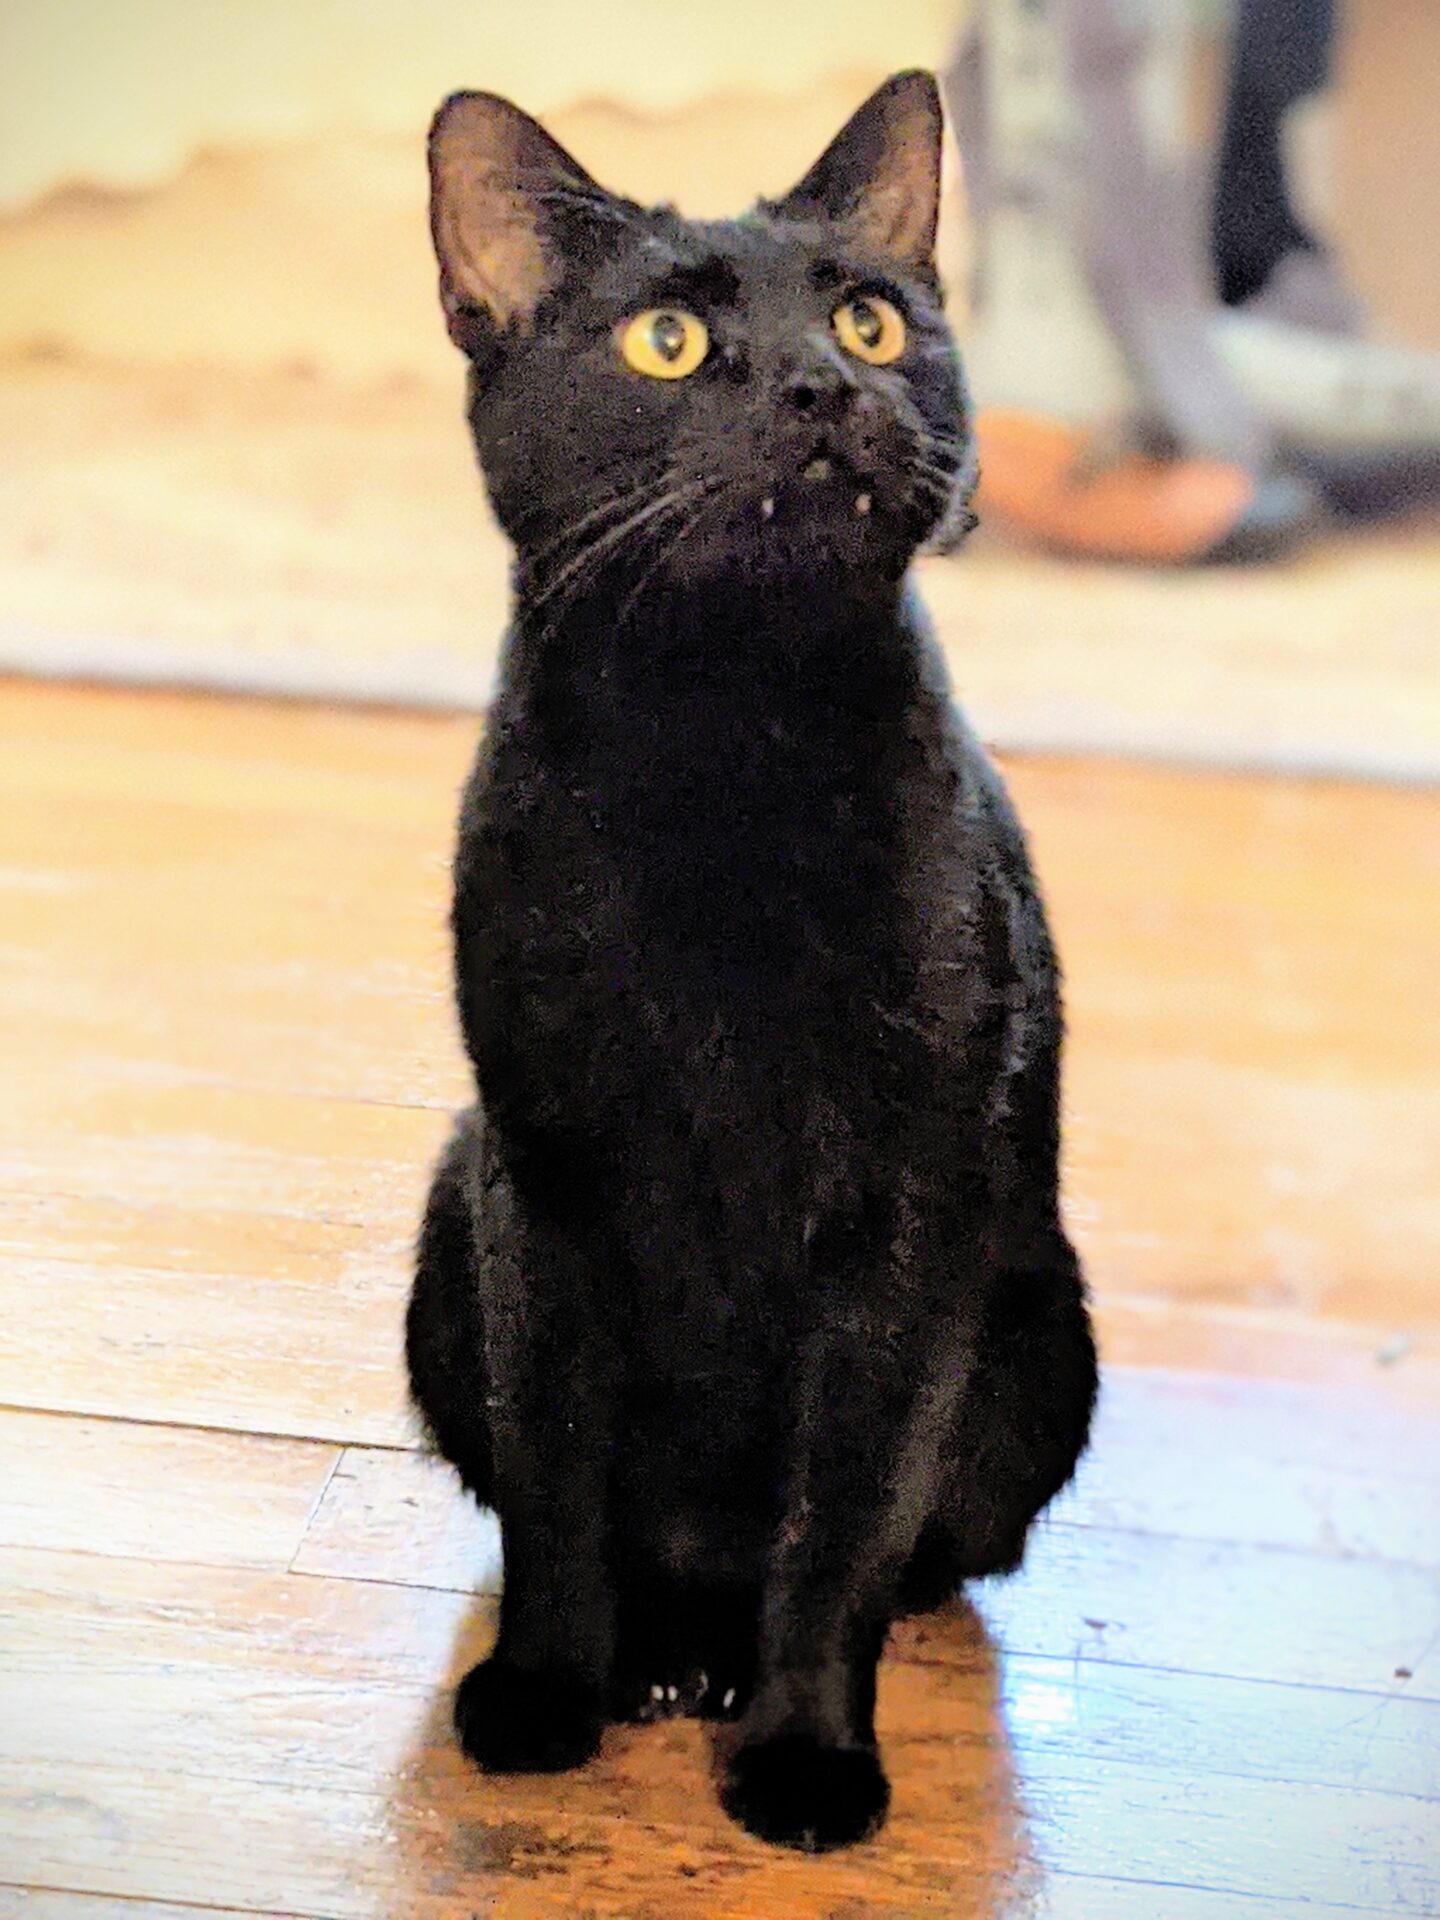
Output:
[
  {"xmin": 987, "ymin": 1653, "xmax": 1440, "ymax": 1802},
  {"xmin": 2, "ymin": 682, "xmax": 1439, "ymax": 1335},
  {"xmin": 976, "ymin": 1522, "xmax": 1440, "ymax": 1700},
  {"xmin": 1020, "ymin": 755, "xmax": 1440, "ymax": 1329},
  {"xmin": 8, "ymin": 1546, "xmax": 1434, "ymax": 1803},
  {"xmin": 929, "ymin": 1753, "xmax": 1437, "ymax": 1913},
  {"xmin": 1090, "ymin": 1296, "xmax": 1440, "ymax": 1404},
  {"xmin": 303, "ymin": 1448, "xmax": 1440, "ymax": 1798},
  {"xmin": 1, "ymin": 1550, "xmax": 485, "ymax": 1769},
  {"xmin": 0, "ymin": 1762, "xmax": 1023, "ymax": 1920},
  {"xmin": 292, "ymin": 1444, "xmax": 502, "ymax": 1594},
  {"xmin": 1066, "ymin": 1370, "xmax": 1440, "ymax": 1565},
  {"xmin": 0, "ymin": 1408, "xmax": 339, "ymax": 1568},
  {"xmin": 283, "ymin": 1438, "xmax": 1440, "ymax": 1698},
  {"xmin": 0, "ymin": 1080, "xmax": 445, "ymax": 1442},
  {"xmin": 0, "ymin": 1073, "xmax": 444, "ymax": 1228},
  {"xmin": 1091, "ymin": 1367, "xmax": 1440, "ymax": 1484},
  {"xmin": 0, "ymin": 681, "xmax": 465, "ymax": 1112},
  {"xmin": 297, "ymin": 1367, "xmax": 1440, "ymax": 1594},
  {"xmin": 1033, "ymin": 1876, "xmax": 1415, "ymax": 1920},
  {"xmin": 0, "ymin": 1239, "xmax": 415, "ymax": 1446},
  {"xmin": 5, "ymin": 1196, "xmax": 1436, "ymax": 1450},
  {"xmin": 3, "ymin": 1550, "xmax": 1436, "ymax": 1917},
  {"xmin": 0, "ymin": 1897, "xmax": 291, "ymax": 1920},
  {"xmin": 9, "ymin": 1751, "xmax": 1432, "ymax": 1920}
]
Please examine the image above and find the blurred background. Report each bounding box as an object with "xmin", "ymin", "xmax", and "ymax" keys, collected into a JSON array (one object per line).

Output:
[{"xmin": 1, "ymin": 0, "xmax": 1437, "ymax": 773}]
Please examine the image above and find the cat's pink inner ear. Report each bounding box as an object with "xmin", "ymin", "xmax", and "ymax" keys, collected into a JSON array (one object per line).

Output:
[
  {"xmin": 428, "ymin": 91, "xmax": 595, "ymax": 338},
  {"xmin": 776, "ymin": 70, "xmax": 943, "ymax": 272}
]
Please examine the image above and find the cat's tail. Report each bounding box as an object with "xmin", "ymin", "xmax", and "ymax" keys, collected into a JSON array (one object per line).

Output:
[{"xmin": 406, "ymin": 1106, "xmax": 495, "ymax": 1504}]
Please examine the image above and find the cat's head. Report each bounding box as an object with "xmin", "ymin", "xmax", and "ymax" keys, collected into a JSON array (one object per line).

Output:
[{"xmin": 428, "ymin": 72, "xmax": 976, "ymax": 606}]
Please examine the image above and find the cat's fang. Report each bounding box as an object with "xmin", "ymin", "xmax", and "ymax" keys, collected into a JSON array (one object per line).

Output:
[
  {"xmin": 760, "ymin": 496, "xmax": 775, "ymax": 519},
  {"xmin": 855, "ymin": 493, "xmax": 872, "ymax": 516}
]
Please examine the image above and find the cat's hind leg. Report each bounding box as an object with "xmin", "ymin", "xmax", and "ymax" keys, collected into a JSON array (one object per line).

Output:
[
  {"xmin": 406, "ymin": 1107, "xmax": 494, "ymax": 1503},
  {"xmin": 410, "ymin": 1109, "xmax": 613, "ymax": 1773},
  {"xmin": 901, "ymin": 1226, "xmax": 1096, "ymax": 1606},
  {"xmin": 432, "ymin": 1118, "xmax": 622, "ymax": 1775}
]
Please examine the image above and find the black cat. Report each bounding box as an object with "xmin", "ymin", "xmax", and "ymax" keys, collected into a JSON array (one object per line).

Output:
[{"xmin": 406, "ymin": 70, "xmax": 1097, "ymax": 1852}]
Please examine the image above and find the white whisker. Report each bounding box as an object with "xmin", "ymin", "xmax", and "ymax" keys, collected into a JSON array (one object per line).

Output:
[{"xmin": 524, "ymin": 479, "xmax": 711, "ymax": 640}]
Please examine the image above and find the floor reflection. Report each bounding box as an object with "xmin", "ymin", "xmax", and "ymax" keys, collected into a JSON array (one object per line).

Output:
[{"xmin": 380, "ymin": 1589, "xmax": 1039, "ymax": 1917}]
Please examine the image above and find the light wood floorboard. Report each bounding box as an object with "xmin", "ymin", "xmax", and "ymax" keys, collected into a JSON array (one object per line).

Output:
[{"xmin": 2, "ymin": 682, "xmax": 1436, "ymax": 1915}]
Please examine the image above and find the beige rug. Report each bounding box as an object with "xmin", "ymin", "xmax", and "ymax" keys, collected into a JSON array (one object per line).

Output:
[
  {"xmin": 2, "ymin": 79, "xmax": 1437, "ymax": 782},
  {"xmin": 3, "ymin": 353, "xmax": 1438, "ymax": 782}
]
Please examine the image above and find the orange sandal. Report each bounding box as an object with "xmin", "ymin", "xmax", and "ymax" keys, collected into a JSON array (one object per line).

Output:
[{"xmin": 973, "ymin": 410, "xmax": 1317, "ymax": 565}]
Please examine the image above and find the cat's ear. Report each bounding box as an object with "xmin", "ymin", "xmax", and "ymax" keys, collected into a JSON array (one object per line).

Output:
[
  {"xmin": 770, "ymin": 70, "xmax": 943, "ymax": 274},
  {"xmin": 428, "ymin": 91, "xmax": 600, "ymax": 350}
]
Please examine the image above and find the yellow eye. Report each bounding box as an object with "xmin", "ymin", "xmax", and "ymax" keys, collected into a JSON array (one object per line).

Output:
[
  {"xmin": 833, "ymin": 296, "xmax": 906, "ymax": 366},
  {"xmin": 619, "ymin": 308, "xmax": 709, "ymax": 380}
]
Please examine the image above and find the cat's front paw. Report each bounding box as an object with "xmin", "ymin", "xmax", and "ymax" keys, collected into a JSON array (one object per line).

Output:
[
  {"xmin": 453, "ymin": 1657, "xmax": 604, "ymax": 1773},
  {"xmin": 721, "ymin": 1735, "xmax": 890, "ymax": 1851}
]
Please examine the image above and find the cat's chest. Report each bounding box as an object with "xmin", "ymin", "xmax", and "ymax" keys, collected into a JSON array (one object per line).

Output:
[
  {"xmin": 473, "ymin": 718, "xmax": 961, "ymax": 1118},
  {"xmin": 517, "ymin": 790, "xmax": 914, "ymax": 1122},
  {"xmin": 578, "ymin": 745, "xmax": 906, "ymax": 968}
]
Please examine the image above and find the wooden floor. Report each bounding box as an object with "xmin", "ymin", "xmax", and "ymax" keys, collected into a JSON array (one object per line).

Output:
[{"xmin": 1, "ymin": 681, "xmax": 1437, "ymax": 1918}]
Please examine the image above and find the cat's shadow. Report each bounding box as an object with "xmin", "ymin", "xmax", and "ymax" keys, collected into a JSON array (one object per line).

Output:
[{"xmin": 385, "ymin": 1589, "xmax": 1037, "ymax": 1913}]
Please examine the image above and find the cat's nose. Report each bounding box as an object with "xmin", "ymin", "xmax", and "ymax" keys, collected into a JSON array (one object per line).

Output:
[{"xmin": 783, "ymin": 358, "xmax": 853, "ymax": 419}]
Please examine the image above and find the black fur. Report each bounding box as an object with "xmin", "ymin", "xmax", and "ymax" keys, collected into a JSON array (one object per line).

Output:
[{"xmin": 406, "ymin": 71, "xmax": 1096, "ymax": 1851}]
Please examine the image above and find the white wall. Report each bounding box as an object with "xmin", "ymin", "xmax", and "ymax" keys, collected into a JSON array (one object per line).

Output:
[{"xmin": 0, "ymin": 0, "xmax": 960, "ymax": 210}]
